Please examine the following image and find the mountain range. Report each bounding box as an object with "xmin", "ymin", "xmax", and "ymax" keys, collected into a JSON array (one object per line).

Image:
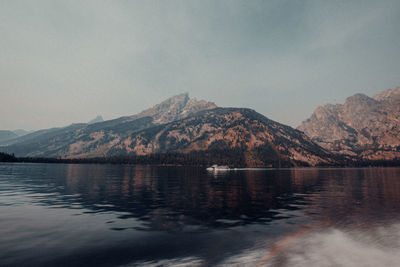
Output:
[
  {"xmin": 1, "ymin": 87, "xmax": 399, "ymax": 167},
  {"xmin": 0, "ymin": 93, "xmax": 334, "ymax": 167}
]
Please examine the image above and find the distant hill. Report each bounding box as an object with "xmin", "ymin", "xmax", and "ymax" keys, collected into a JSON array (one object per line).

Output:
[
  {"xmin": 0, "ymin": 93, "xmax": 334, "ymax": 167},
  {"xmin": 299, "ymin": 87, "xmax": 400, "ymax": 160},
  {"xmin": 13, "ymin": 129, "xmax": 32, "ymax": 136},
  {"xmin": 0, "ymin": 129, "xmax": 34, "ymax": 145},
  {"xmin": 0, "ymin": 130, "xmax": 18, "ymax": 144}
]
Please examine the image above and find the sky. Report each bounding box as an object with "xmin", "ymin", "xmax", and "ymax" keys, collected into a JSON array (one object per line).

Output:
[{"xmin": 1, "ymin": 0, "xmax": 399, "ymax": 130}]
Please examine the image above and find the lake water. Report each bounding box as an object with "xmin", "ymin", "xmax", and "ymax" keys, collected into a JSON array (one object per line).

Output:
[{"xmin": 0, "ymin": 163, "xmax": 400, "ymax": 266}]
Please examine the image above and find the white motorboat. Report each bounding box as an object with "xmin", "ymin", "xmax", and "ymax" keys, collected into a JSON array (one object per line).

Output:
[{"xmin": 206, "ymin": 164, "xmax": 230, "ymax": 171}]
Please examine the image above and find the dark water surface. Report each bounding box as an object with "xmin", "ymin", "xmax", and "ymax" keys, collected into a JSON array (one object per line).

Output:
[{"xmin": 1, "ymin": 163, "xmax": 400, "ymax": 266}]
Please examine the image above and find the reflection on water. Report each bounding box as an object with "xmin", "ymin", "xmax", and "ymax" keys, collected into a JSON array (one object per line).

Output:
[{"xmin": 0, "ymin": 163, "xmax": 400, "ymax": 266}]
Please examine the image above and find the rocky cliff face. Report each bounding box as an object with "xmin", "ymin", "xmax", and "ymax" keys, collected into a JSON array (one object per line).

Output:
[
  {"xmin": 98, "ymin": 108, "xmax": 334, "ymax": 167},
  {"xmin": 1, "ymin": 94, "xmax": 333, "ymax": 167},
  {"xmin": 298, "ymin": 87, "xmax": 400, "ymax": 160}
]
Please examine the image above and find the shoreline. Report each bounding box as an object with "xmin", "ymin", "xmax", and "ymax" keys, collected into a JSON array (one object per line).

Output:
[{"xmin": 1, "ymin": 154, "xmax": 400, "ymax": 168}]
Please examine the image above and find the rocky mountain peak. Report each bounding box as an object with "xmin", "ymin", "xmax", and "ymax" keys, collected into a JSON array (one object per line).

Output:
[
  {"xmin": 299, "ymin": 86, "xmax": 400, "ymax": 160},
  {"xmin": 344, "ymin": 93, "xmax": 376, "ymax": 104},
  {"xmin": 88, "ymin": 115, "xmax": 104, "ymax": 124},
  {"xmin": 134, "ymin": 93, "xmax": 217, "ymax": 124},
  {"xmin": 373, "ymin": 87, "xmax": 400, "ymax": 101}
]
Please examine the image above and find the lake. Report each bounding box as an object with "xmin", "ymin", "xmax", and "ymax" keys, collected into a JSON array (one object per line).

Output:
[{"xmin": 0, "ymin": 163, "xmax": 399, "ymax": 266}]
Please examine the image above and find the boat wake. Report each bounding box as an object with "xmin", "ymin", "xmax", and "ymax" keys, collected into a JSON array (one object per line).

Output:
[
  {"xmin": 125, "ymin": 223, "xmax": 400, "ymax": 267},
  {"xmin": 220, "ymin": 223, "xmax": 400, "ymax": 267}
]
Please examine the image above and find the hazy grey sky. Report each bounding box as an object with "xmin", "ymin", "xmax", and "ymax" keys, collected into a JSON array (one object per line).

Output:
[{"xmin": 1, "ymin": 0, "xmax": 399, "ymax": 130}]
